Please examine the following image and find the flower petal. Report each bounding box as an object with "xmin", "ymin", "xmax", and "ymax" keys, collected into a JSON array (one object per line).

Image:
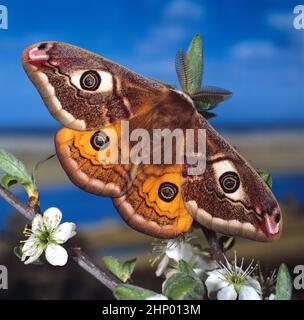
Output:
[
  {"xmin": 45, "ymin": 243, "xmax": 68, "ymax": 266},
  {"xmin": 43, "ymin": 207, "xmax": 62, "ymax": 230},
  {"xmin": 32, "ymin": 214, "xmax": 44, "ymax": 233},
  {"xmin": 239, "ymin": 285, "xmax": 261, "ymax": 300},
  {"xmin": 207, "ymin": 269, "xmax": 229, "ymax": 278},
  {"xmin": 24, "ymin": 246, "xmax": 44, "ymax": 265},
  {"xmin": 193, "ymin": 255, "xmax": 218, "ymax": 277},
  {"xmin": 53, "ymin": 222, "xmax": 76, "ymax": 244},
  {"xmin": 166, "ymin": 241, "xmax": 193, "ymax": 262},
  {"xmin": 246, "ymin": 277, "xmax": 262, "ymax": 295},
  {"xmin": 155, "ymin": 255, "xmax": 169, "ymax": 277},
  {"xmin": 217, "ymin": 284, "xmax": 237, "ymax": 300},
  {"xmin": 22, "ymin": 245, "xmax": 39, "ymax": 260},
  {"xmin": 205, "ymin": 271, "xmax": 229, "ymax": 297},
  {"xmin": 21, "ymin": 235, "xmax": 37, "ymax": 254}
]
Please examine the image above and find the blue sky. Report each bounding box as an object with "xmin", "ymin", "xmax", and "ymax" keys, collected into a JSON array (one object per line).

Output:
[{"xmin": 0, "ymin": 0, "xmax": 303, "ymax": 130}]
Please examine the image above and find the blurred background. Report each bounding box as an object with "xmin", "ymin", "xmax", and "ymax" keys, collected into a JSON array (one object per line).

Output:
[{"xmin": 0, "ymin": 0, "xmax": 303, "ymax": 299}]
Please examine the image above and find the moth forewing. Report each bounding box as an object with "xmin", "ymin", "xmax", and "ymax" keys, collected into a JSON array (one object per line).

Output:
[{"xmin": 22, "ymin": 41, "xmax": 169, "ymax": 131}]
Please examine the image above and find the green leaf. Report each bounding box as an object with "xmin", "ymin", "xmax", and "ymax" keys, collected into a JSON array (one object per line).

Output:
[
  {"xmin": 256, "ymin": 168, "xmax": 272, "ymax": 189},
  {"xmin": 194, "ymin": 99, "xmax": 213, "ymax": 112},
  {"xmin": 13, "ymin": 246, "xmax": 23, "ymax": 259},
  {"xmin": 186, "ymin": 33, "xmax": 203, "ymax": 95},
  {"xmin": 178, "ymin": 259, "xmax": 199, "ymax": 279},
  {"xmin": 0, "ymin": 173, "xmax": 18, "ymax": 188},
  {"xmin": 192, "ymin": 86, "xmax": 233, "ymax": 111},
  {"xmin": 163, "ymin": 271, "xmax": 204, "ymax": 300},
  {"xmin": 275, "ymin": 263, "xmax": 292, "ymax": 300},
  {"xmin": 0, "ymin": 149, "xmax": 32, "ymax": 185},
  {"xmin": 121, "ymin": 258, "xmax": 137, "ymax": 281},
  {"xmin": 101, "ymin": 256, "xmax": 137, "ymax": 282},
  {"xmin": 197, "ymin": 110, "xmax": 217, "ymax": 120},
  {"xmin": 0, "ymin": 149, "xmax": 38, "ymax": 202},
  {"xmin": 219, "ymin": 236, "xmax": 235, "ymax": 252},
  {"xmin": 114, "ymin": 284, "xmax": 158, "ymax": 300}
]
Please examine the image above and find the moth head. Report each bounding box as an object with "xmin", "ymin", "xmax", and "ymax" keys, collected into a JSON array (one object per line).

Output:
[
  {"xmin": 208, "ymin": 156, "xmax": 282, "ymax": 241},
  {"xmin": 22, "ymin": 42, "xmax": 119, "ymax": 130}
]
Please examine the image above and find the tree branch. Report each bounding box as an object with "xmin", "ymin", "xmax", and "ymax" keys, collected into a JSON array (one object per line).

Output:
[
  {"xmin": 0, "ymin": 185, "xmax": 121, "ymax": 292},
  {"xmin": 67, "ymin": 248, "xmax": 118, "ymax": 292},
  {"xmin": 200, "ymin": 226, "xmax": 226, "ymax": 265},
  {"xmin": 0, "ymin": 185, "xmax": 35, "ymax": 220}
]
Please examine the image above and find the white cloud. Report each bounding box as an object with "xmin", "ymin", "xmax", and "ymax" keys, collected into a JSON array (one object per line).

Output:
[
  {"xmin": 136, "ymin": 0, "xmax": 204, "ymax": 55},
  {"xmin": 136, "ymin": 24, "xmax": 187, "ymax": 54},
  {"xmin": 164, "ymin": 0, "xmax": 204, "ymax": 21},
  {"xmin": 230, "ymin": 40, "xmax": 279, "ymax": 60},
  {"xmin": 130, "ymin": 0, "xmax": 205, "ymax": 82}
]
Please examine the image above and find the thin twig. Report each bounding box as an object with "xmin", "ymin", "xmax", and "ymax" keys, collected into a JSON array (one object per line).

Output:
[
  {"xmin": 68, "ymin": 248, "xmax": 118, "ymax": 292},
  {"xmin": 0, "ymin": 185, "xmax": 35, "ymax": 220},
  {"xmin": 0, "ymin": 184, "xmax": 121, "ymax": 292},
  {"xmin": 201, "ymin": 226, "xmax": 226, "ymax": 265}
]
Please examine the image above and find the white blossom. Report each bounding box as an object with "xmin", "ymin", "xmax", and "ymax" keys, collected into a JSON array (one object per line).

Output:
[
  {"xmin": 155, "ymin": 238, "xmax": 193, "ymax": 277},
  {"xmin": 205, "ymin": 255, "xmax": 262, "ymax": 300},
  {"xmin": 192, "ymin": 254, "xmax": 218, "ymax": 278},
  {"xmin": 154, "ymin": 236, "xmax": 216, "ymax": 278},
  {"xmin": 166, "ymin": 239, "xmax": 194, "ymax": 262},
  {"xmin": 21, "ymin": 207, "xmax": 76, "ymax": 266}
]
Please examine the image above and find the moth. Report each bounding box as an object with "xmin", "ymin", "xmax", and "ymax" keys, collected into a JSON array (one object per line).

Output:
[{"xmin": 22, "ymin": 41, "xmax": 282, "ymax": 242}]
